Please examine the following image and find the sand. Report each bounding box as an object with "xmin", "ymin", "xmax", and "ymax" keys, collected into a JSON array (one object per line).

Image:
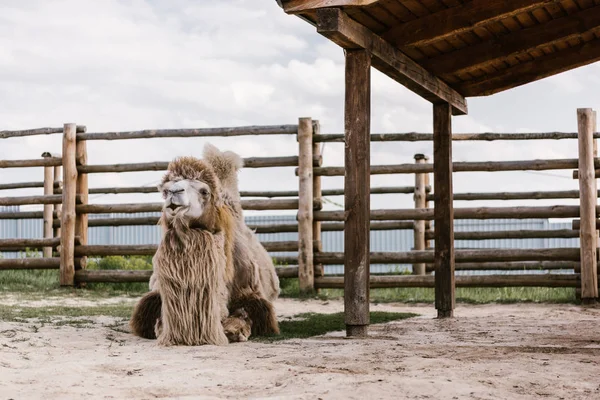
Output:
[{"xmin": 1, "ymin": 296, "xmax": 600, "ymax": 400}]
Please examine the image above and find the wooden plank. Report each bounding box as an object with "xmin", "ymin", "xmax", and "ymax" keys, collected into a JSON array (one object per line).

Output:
[
  {"xmin": 0, "ymin": 195, "xmax": 73, "ymax": 206},
  {"xmin": 577, "ymin": 108, "xmax": 599, "ymax": 302},
  {"xmin": 60, "ymin": 123, "xmax": 77, "ymax": 286},
  {"xmin": 344, "ymin": 48, "xmax": 371, "ymax": 337},
  {"xmin": 381, "ymin": 0, "xmax": 558, "ymax": 47},
  {"xmin": 459, "ymin": 38, "xmax": 600, "ymax": 97},
  {"xmin": 433, "ymin": 102, "xmax": 455, "ymax": 319},
  {"xmin": 281, "ymin": 0, "xmax": 380, "ymax": 13},
  {"xmin": 297, "ymin": 117, "xmax": 314, "ymax": 293},
  {"xmin": 423, "ymin": 5, "xmax": 600, "ymax": 76},
  {"xmin": 315, "ymin": 274, "xmax": 580, "ymax": 289},
  {"xmin": 315, "ymin": 8, "xmax": 467, "ymax": 115}
]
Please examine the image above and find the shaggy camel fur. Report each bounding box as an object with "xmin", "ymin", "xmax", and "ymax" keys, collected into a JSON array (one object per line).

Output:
[{"xmin": 130, "ymin": 145, "xmax": 280, "ymax": 343}]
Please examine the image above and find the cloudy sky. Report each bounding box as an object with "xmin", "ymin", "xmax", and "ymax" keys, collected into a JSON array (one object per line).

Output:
[{"xmin": 1, "ymin": 0, "xmax": 599, "ymax": 217}]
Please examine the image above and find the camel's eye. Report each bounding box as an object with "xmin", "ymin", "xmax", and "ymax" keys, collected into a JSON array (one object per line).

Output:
[{"xmin": 199, "ymin": 188, "xmax": 209, "ymax": 196}]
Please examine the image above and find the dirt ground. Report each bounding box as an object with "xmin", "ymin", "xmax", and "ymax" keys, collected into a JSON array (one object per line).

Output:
[{"xmin": 1, "ymin": 296, "xmax": 600, "ymax": 400}]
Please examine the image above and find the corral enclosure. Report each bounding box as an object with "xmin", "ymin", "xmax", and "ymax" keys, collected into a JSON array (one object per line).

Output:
[{"xmin": 0, "ymin": 115, "xmax": 598, "ymax": 304}]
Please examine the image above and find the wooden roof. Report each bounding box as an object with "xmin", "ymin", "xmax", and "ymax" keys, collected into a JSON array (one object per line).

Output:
[{"xmin": 277, "ymin": 0, "xmax": 600, "ymax": 115}]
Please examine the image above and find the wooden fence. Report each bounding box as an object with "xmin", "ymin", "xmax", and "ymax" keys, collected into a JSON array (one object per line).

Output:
[{"xmin": 0, "ymin": 110, "xmax": 599, "ymax": 300}]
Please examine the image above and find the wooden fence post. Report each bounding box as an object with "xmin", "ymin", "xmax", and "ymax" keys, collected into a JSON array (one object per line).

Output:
[
  {"xmin": 53, "ymin": 164, "xmax": 62, "ymax": 239},
  {"xmin": 413, "ymin": 153, "xmax": 428, "ymax": 275},
  {"xmin": 577, "ymin": 108, "xmax": 598, "ymax": 303},
  {"xmin": 298, "ymin": 117, "xmax": 314, "ymax": 293},
  {"xmin": 42, "ymin": 152, "xmax": 54, "ymax": 258},
  {"xmin": 312, "ymin": 120, "xmax": 324, "ymax": 278},
  {"xmin": 75, "ymin": 131, "xmax": 88, "ymax": 271},
  {"xmin": 344, "ymin": 49, "xmax": 371, "ymax": 337},
  {"xmin": 60, "ymin": 123, "xmax": 77, "ymax": 286},
  {"xmin": 433, "ymin": 102, "xmax": 455, "ymax": 318}
]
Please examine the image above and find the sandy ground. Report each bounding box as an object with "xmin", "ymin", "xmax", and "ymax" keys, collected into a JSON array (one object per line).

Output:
[{"xmin": 1, "ymin": 296, "xmax": 600, "ymax": 400}]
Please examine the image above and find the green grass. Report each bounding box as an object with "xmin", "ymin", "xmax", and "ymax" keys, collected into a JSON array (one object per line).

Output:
[
  {"xmin": 0, "ymin": 254, "xmax": 578, "ymax": 304},
  {"xmin": 0, "ymin": 303, "xmax": 134, "ymax": 323},
  {"xmin": 255, "ymin": 311, "xmax": 418, "ymax": 342},
  {"xmin": 278, "ymin": 278, "xmax": 577, "ymax": 304}
]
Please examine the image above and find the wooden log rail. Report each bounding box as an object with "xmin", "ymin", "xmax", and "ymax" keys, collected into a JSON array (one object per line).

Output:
[
  {"xmin": 314, "ymin": 274, "xmax": 579, "ymax": 289},
  {"xmin": 312, "ymin": 248, "xmax": 581, "ymax": 264},
  {"xmin": 313, "ymin": 132, "xmax": 600, "ymax": 142},
  {"xmin": 0, "ymin": 158, "xmax": 62, "ymax": 169},
  {"xmin": 573, "ymin": 169, "xmax": 600, "ymax": 179},
  {"xmin": 572, "ymin": 219, "xmax": 600, "ymax": 230},
  {"xmin": 0, "ymin": 238, "xmax": 61, "ymax": 249},
  {"xmin": 424, "ymin": 229, "xmax": 580, "ymax": 241},
  {"xmin": 0, "ymin": 257, "xmax": 82, "ymax": 270},
  {"xmin": 314, "ymin": 205, "xmax": 598, "ymax": 222},
  {"xmin": 308, "ymin": 158, "xmax": 599, "ymax": 177},
  {"xmin": 0, "ymin": 125, "xmax": 85, "ymax": 139},
  {"xmin": 0, "ymin": 210, "xmax": 59, "ymax": 220},
  {"xmin": 426, "ymin": 261, "xmax": 580, "ymax": 272},
  {"xmin": 74, "ymin": 265, "xmax": 298, "ymax": 283},
  {"xmin": 75, "ymin": 199, "xmax": 323, "ymax": 215},
  {"xmin": 74, "ymin": 240, "xmax": 308, "ymax": 256},
  {"xmin": 429, "ymin": 190, "xmax": 599, "ymax": 201},
  {"xmin": 78, "ymin": 155, "xmax": 322, "ymax": 173},
  {"xmin": 76, "ymin": 125, "xmax": 298, "ymax": 141},
  {"xmin": 0, "ymin": 182, "xmax": 45, "ymax": 191},
  {"xmin": 0, "ymin": 195, "xmax": 81, "ymax": 206}
]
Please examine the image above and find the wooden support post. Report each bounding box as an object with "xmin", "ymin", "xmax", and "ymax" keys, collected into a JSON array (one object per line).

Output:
[
  {"xmin": 298, "ymin": 117, "xmax": 314, "ymax": 293},
  {"xmin": 42, "ymin": 153, "xmax": 54, "ymax": 258},
  {"xmin": 60, "ymin": 123, "xmax": 77, "ymax": 286},
  {"xmin": 75, "ymin": 137, "xmax": 88, "ymax": 271},
  {"xmin": 413, "ymin": 154, "xmax": 428, "ymax": 275},
  {"xmin": 577, "ymin": 108, "xmax": 598, "ymax": 303},
  {"xmin": 344, "ymin": 49, "xmax": 371, "ymax": 337},
  {"xmin": 312, "ymin": 120, "xmax": 324, "ymax": 278},
  {"xmin": 433, "ymin": 103, "xmax": 455, "ymax": 318},
  {"xmin": 53, "ymin": 164, "xmax": 62, "ymax": 239}
]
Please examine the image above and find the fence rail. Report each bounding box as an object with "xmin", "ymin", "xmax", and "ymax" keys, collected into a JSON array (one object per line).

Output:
[{"xmin": 0, "ymin": 114, "xmax": 598, "ymax": 301}]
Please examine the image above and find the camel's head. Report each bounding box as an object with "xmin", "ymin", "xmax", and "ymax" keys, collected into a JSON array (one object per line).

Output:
[{"xmin": 158, "ymin": 156, "xmax": 222, "ymax": 230}]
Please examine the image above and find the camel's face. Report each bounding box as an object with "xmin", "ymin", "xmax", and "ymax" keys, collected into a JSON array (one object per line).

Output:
[{"xmin": 159, "ymin": 179, "xmax": 211, "ymax": 221}]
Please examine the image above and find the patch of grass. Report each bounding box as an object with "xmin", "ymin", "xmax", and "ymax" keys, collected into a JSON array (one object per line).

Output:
[
  {"xmin": 278, "ymin": 278, "xmax": 577, "ymax": 304},
  {"xmin": 317, "ymin": 286, "xmax": 577, "ymax": 304},
  {"xmin": 256, "ymin": 311, "xmax": 417, "ymax": 342},
  {"xmin": 0, "ymin": 303, "xmax": 134, "ymax": 323}
]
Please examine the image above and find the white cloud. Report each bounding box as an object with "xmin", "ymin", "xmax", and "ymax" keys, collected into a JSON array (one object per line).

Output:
[{"xmin": 0, "ymin": 0, "xmax": 598, "ymax": 217}]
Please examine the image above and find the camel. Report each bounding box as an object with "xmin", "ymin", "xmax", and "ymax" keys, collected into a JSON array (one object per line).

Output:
[{"xmin": 130, "ymin": 144, "xmax": 280, "ymax": 344}]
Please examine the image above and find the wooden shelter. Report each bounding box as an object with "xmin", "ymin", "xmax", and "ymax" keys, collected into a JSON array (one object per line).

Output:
[{"xmin": 275, "ymin": 0, "xmax": 600, "ymax": 336}]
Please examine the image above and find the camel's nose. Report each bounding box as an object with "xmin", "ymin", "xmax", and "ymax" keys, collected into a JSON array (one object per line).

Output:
[{"xmin": 167, "ymin": 202, "xmax": 181, "ymax": 211}]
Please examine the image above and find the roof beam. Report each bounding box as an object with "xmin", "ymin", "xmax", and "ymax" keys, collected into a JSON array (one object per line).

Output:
[
  {"xmin": 423, "ymin": 5, "xmax": 600, "ymax": 76},
  {"xmin": 316, "ymin": 8, "xmax": 468, "ymax": 115},
  {"xmin": 382, "ymin": 0, "xmax": 561, "ymax": 48},
  {"xmin": 281, "ymin": 0, "xmax": 380, "ymax": 14},
  {"xmin": 458, "ymin": 38, "xmax": 600, "ymax": 97}
]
